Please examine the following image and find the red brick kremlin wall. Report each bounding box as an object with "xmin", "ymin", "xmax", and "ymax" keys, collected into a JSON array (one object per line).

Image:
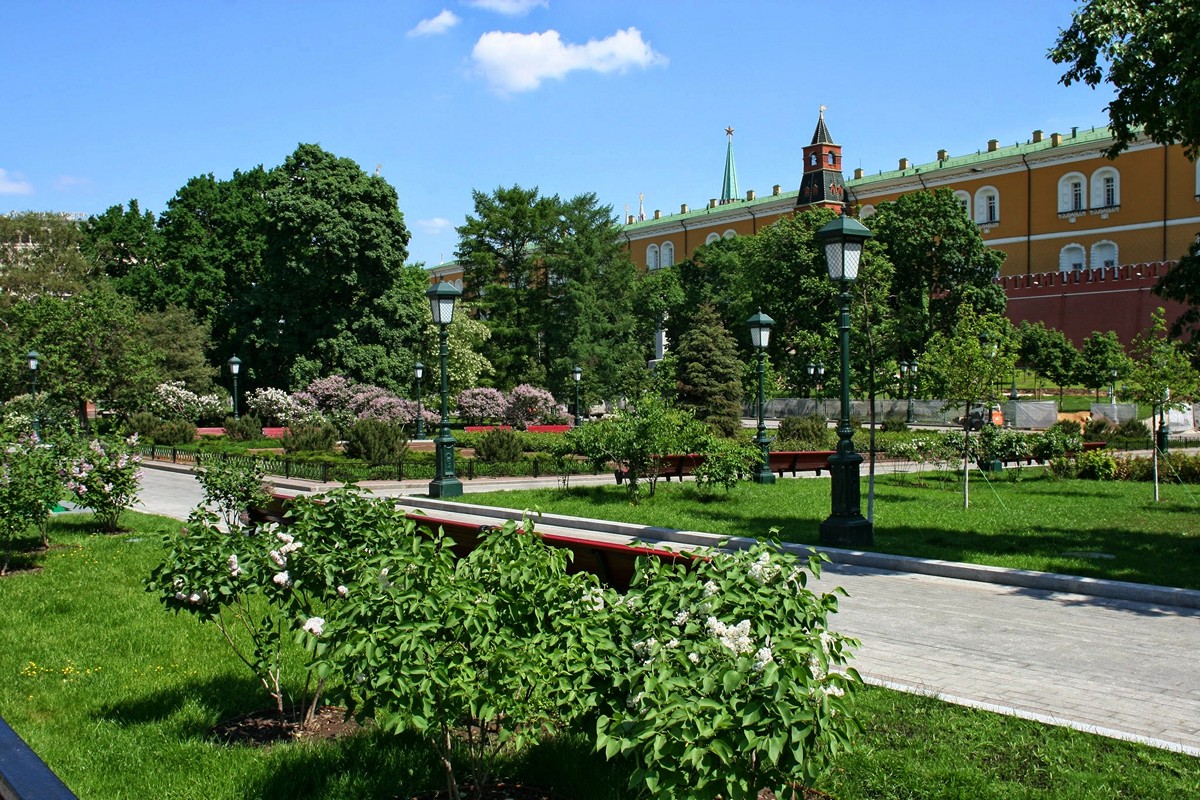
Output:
[{"xmin": 1001, "ymin": 261, "xmax": 1190, "ymax": 347}]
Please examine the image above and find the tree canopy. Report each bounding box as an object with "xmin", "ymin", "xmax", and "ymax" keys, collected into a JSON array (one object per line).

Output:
[{"xmin": 1050, "ymin": 0, "xmax": 1200, "ymax": 159}]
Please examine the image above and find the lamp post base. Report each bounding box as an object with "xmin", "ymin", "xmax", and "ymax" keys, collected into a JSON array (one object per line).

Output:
[
  {"xmin": 818, "ymin": 515, "xmax": 873, "ymax": 548},
  {"xmin": 428, "ymin": 476, "xmax": 463, "ymax": 498}
]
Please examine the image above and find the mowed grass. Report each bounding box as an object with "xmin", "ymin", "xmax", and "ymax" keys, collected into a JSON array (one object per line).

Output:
[
  {"xmin": 455, "ymin": 469, "xmax": 1200, "ymax": 590},
  {"xmin": 1, "ymin": 510, "xmax": 1196, "ymax": 799}
]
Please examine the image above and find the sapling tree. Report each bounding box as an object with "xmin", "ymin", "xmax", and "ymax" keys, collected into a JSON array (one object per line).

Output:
[{"xmin": 63, "ymin": 435, "xmax": 144, "ymax": 531}]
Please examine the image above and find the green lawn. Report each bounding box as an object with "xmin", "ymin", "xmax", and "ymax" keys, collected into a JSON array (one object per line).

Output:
[
  {"xmin": 1, "ymin": 510, "xmax": 1196, "ymax": 799},
  {"xmin": 455, "ymin": 470, "xmax": 1200, "ymax": 590}
]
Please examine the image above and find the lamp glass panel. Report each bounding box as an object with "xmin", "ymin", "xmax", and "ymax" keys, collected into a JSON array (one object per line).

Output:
[
  {"xmin": 432, "ymin": 296, "xmax": 456, "ymax": 325},
  {"xmin": 843, "ymin": 241, "xmax": 863, "ymax": 281},
  {"xmin": 749, "ymin": 325, "xmax": 768, "ymax": 349},
  {"xmin": 824, "ymin": 241, "xmax": 844, "ymax": 281}
]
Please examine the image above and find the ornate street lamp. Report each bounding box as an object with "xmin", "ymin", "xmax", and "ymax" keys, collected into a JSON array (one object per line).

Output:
[
  {"xmin": 747, "ymin": 310, "xmax": 776, "ymax": 485},
  {"xmin": 571, "ymin": 366, "xmax": 583, "ymax": 427},
  {"xmin": 806, "ymin": 361, "xmax": 827, "ymax": 398},
  {"xmin": 414, "ymin": 362, "xmax": 426, "ymax": 440},
  {"xmin": 27, "ymin": 350, "xmax": 40, "ymax": 436},
  {"xmin": 427, "ymin": 280, "xmax": 463, "ymax": 498},
  {"xmin": 227, "ymin": 355, "xmax": 242, "ymax": 419},
  {"xmin": 814, "ymin": 214, "xmax": 873, "ymax": 546},
  {"xmin": 900, "ymin": 359, "xmax": 918, "ymax": 424},
  {"xmin": 1109, "ymin": 367, "xmax": 1118, "ymax": 407}
]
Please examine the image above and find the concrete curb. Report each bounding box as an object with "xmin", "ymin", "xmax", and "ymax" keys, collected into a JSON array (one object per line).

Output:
[{"xmin": 405, "ymin": 497, "xmax": 1200, "ymax": 611}]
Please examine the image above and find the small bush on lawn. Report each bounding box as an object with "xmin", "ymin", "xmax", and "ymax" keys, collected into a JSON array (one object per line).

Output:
[
  {"xmin": 476, "ymin": 427, "xmax": 525, "ymax": 463},
  {"xmin": 344, "ymin": 418, "xmax": 408, "ymax": 466},
  {"xmin": 1084, "ymin": 417, "xmax": 1116, "ymax": 441},
  {"xmin": 1075, "ymin": 449, "xmax": 1118, "ymax": 480},
  {"xmin": 693, "ymin": 436, "xmax": 759, "ymax": 495},
  {"xmin": 224, "ymin": 414, "xmax": 264, "ymax": 442},
  {"xmin": 1116, "ymin": 417, "xmax": 1152, "ymax": 440},
  {"xmin": 126, "ymin": 411, "xmax": 164, "ymax": 441},
  {"xmin": 283, "ymin": 422, "xmax": 337, "ymax": 454},
  {"xmin": 153, "ymin": 418, "xmax": 198, "ymax": 446},
  {"xmin": 880, "ymin": 414, "xmax": 908, "ymax": 433},
  {"xmin": 777, "ymin": 415, "xmax": 830, "ymax": 449}
]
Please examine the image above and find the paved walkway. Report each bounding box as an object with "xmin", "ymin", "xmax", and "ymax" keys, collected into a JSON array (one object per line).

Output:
[{"xmin": 136, "ymin": 462, "xmax": 1200, "ymax": 756}]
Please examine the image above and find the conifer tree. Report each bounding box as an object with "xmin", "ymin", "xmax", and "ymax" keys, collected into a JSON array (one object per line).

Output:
[{"xmin": 673, "ymin": 303, "xmax": 744, "ymax": 437}]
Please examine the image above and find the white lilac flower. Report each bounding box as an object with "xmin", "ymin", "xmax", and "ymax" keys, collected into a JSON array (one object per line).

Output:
[
  {"xmin": 174, "ymin": 591, "xmax": 187, "ymax": 602},
  {"xmin": 275, "ymin": 531, "xmax": 295, "ymax": 545},
  {"xmin": 823, "ymin": 683, "xmax": 845, "ymax": 698},
  {"xmin": 672, "ymin": 609, "xmax": 691, "ymax": 626},
  {"xmin": 273, "ymin": 571, "xmax": 291, "ymax": 586},
  {"xmin": 302, "ymin": 617, "xmax": 325, "ymax": 636},
  {"xmin": 706, "ymin": 617, "xmax": 754, "ymax": 656},
  {"xmin": 702, "ymin": 580, "xmax": 719, "ymax": 597},
  {"xmin": 666, "ymin": 638, "xmax": 680, "ymax": 649},
  {"xmin": 748, "ymin": 553, "xmax": 780, "ymax": 585},
  {"xmin": 269, "ymin": 549, "xmax": 287, "ymax": 567},
  {"xmin": 752, "ymin": 646, "xmax": 774, "ymax": 672},
  {"xmin": 581, "ymin": 587, "xmax": 605, "ymax": 612},
  {"xmin": 625, "ymin": 691, "xmax": 645, "ymax": 711},
  {"xmin": 688, "ymin": 652, "xmax": 701, "ymax": 664},
  {"xmin": 227, "ymin": 554, "xmax": 243, "ymax": 578},
  {"xmin": 280, "ymin": 541, "xmax": 302, "ymax": 555},
  {"xmin": 632, "ymin": 638, "xmax": 657, "ymax": 664},
  {"xmin": 336, "ymin": 584, "xmax": 349, "ymax": 598}
]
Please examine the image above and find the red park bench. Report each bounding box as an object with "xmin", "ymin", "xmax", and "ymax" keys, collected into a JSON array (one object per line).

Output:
[
  {"xmin": 262, "ymin": 427, "xmax": 289, "ymax": 439},
  {"xmin": 248, "ymin": 494, "xmax": 690, "ymax": 592},
  {"xmin": 615, "ymin": 451, "xmax": 835, "ymax": 484},
  {"xmin": 464, "ymin": 425, "xmax": 513, "ymax": 433},
  {"xmin": 527, "ymin": 424, "xmax": 572, "ymax": 433},
  {"xmin": 195, "ymin": 427, "xmax": 225, "ymax": 438}
]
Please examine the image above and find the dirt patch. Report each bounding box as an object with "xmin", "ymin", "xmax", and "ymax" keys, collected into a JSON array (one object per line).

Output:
[{"xmin": 212, "ymin": 705, "xmax": 363, "ymax": 747}]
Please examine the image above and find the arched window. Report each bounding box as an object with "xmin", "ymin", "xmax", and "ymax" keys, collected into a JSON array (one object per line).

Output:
[
  {"xmin": 661, "ymin": 241, "xmax": 675, "ymax": 266},
  {"xmin": 827, "ymin": 152, "xmax": 836, "ymax": 166},
  {"xmin": 1059, "ymin": 244, "xmax": 1086, "ymax": 272},
  {"xmin": 723, "ymin": 229, "xmax": 737, "ymax": 240},
  {"xmin": 453, "ymin": 279, "xmax": 463, "ymax": 291},
  {"xmin": 1058, "ymin": 172, "xmax": 1087, "ymax": 213},
  {"xmin": 858, "ymin": 204, "xmax": 876, "ymax": 219},
  {"xmin": 646, "ymin": 244, "xmax": 660, "ymax": 270},
  {"xmin": 705, "ymin": 232, "xmax": 721, "ymax": 245},
  {"xmin": 1091, "ymin": 167, "xmax": 1119, "ymax": 209},
  {"xmin": 952, "ymin": 190, "xmax": 971, "ymax": 218},
  {"xmin": 809, "ymin": 154, "xmax": 817, "ymax": 167},
  {"xmin": 974, "ymin": 186, "xmax": 999, "ymax": 224},
  {"xmin": 1091, "ymin": 240, "xmax": 1118, "ymax": 269}
]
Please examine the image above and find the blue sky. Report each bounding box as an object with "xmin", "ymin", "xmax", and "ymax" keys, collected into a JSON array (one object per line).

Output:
[{"xmin": 4, "ymin": 0, "xmax": 1113, "ymax": 268}]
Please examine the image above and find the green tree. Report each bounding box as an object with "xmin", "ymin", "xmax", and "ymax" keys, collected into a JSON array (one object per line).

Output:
[
  {"xmin": 0, "ymin": 211, "xmax": 98, "ymax": 308},
  {"xmin": 138, "ymin": 305, "xmax": 216, "ymax": 393},
  {"xmin": 1122, "ymin": 307, "xmax": 1200, "ymax": 499},
  {"xmin": 1018, "ymin": 321, "xmax": 1080, "ymax": 403},
  {"xmin": 673, "ymin": 303, "xmax": 744, "ymax": 437},
  {"xmin": 1076, "ymin": 330, "xmax": 1131, "ymax": 400},
  {"xmin": 1152, "ymin": 237, "xmax": 1200, "ymax": 362},
  {"xmin": 81, "ymin": 199, "xmax": 163, "ymax": 283},
  {"xmin": 921, "ymin": 307, "xmax": 1018, "ymax": 508},
  {"xmin": 865, "ymin": 188, "xmax": 1006, "ymax": 356},
  {"xmin": 1050, "ymin": 0, "xmax": 1200, "ymax": 159},
  {"xmin": 418, "ymin": 302, "xmax": 495, "ymax": 398},
  {"xmin": 11, "ymin": 287, "xmax": 161, "ymax": 425}
]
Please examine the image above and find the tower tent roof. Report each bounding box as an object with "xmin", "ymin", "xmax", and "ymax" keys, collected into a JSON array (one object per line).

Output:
[
  {"xmin": 721, "ymin": 126, "xmax": 739, "ymax": 203},
  {"xmin": 811, "ymin": 106, "xmax": 834, "ymax": 145}
]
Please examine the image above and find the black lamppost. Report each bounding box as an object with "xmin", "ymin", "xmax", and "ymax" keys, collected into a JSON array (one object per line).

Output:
[
  {"xmin": 747, "ymin": 310, "xmax": 776, "ymax": 485},
  {"xmin": 571, "ymin": 366, "xmax": 583, "ymax": 427},
  {"xmin": 1158, "ymin": 389, "xmax": 1170, "ymax": 454},
  {"xmin": 414, "ymin": 362, "xmax": 426, "ymax": 440},
  {"xmin": 806, "ymin": 362, "xmax": 826, "ymax": 399},
  {"xmin": 900, "ymin": 359, "xmax": 918, "ymax": 423},
  {"xmin": 815, "ymin": 214, "xmax": 873, "ymax": 546},
  {"xmin": 227, "ymin": 356, "xmax": 242, "ymax": 419},
  {"xmin": 27, "ymin": 350, "xmax": 40, "ymax": 436},
  {"xmin": 427, "ymin": 280, "xmax": 463, "ymax": 498}
]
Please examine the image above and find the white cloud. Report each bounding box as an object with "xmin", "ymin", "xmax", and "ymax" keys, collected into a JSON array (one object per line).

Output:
[
  {"xmin": 467, "ymin": 0, "xmax": 547, "ymax": 16},
  {"xmin": 54, "ymin": 175, "xmax": 92, "ymax": 191},
  {"xmin": 415, "ymin": 217, "xmax": 454, "ymax": 235},
  {"xmin": 471, "ymin": 27, "xmax": 666, "ymax": 93},
  {"xmin": 408, "ymin": 9, "xmax": 460, "ymax": 37},
  {"xmin": 0, "ymin": 168, "xmax": 34, "ymax": 195}
]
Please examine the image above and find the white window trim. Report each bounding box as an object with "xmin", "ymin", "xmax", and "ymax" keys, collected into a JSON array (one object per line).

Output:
[
  {"xmin": 952, "ymin": 191, "xmax": 970, "ymax": 219},
  {"xmin": 646, "ymin": 243, "xmax": 660, "ymax": 270},
  {"xmin": 705, "ymin": 232, "xmax": 721, "ymax": 245},
  {"xmin": 859, "ymin": 204, "xmax": 876, "ymax": 218},
  {"xmin": 1090, "ymin": 240, "xmax": 1118, "ymax": 270},
  {"xmin": 974, "ymin": 186, "xmax": 999, "ymax": 225},
  {"xmin": 1090, "ymin": 166, "xmax": 1120, "ymax": 210},
  {"xmin": 722, "ymin": 229, "xmax": 737, "ymax": 240},
  {"xmin": 1059, "ymin": 243, "xmax": 1087, "ymax": 272},
  {"xmin": 1058, "ymin": 172, "xmax": 1088, "ymax": 214},
  {"xmin": 661, "ymin": 241, "xmax": 675, "ymax": 267}
]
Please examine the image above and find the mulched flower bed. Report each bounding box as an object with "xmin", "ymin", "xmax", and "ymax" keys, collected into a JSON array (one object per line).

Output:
[{"xmin": 211, "ymin": 705, "xmax": 362, "ymax": 746}]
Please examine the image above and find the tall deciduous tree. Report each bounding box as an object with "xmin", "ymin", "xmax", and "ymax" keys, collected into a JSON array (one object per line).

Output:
[
  {"xmin": 1153, "ymin": 238, "xmax": 1200, "ymax": 362},
  {"xmin": 1018, "ymin": 321, "xmax": 1080, "ymax": 404},
  {"xmin": 1076, "ymin": 329, "xmax": 1130, "ymax": 400},
  {"xmin": 865, "ymin": 188, "xmax": 1006, "ymax": 357},
  {"xmin": 81, "ymin": 199, "xmax": 163, "ymax": 283},
  {"xmin": 1050, "ymin": 0, "xmax": 1200, "ymax": 159},
  {"xmin": 0, "ymin": 211, "xmax": 98, "ymax": 307}
]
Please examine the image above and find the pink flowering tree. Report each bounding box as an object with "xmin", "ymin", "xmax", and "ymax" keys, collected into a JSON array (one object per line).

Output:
[
  {"xmin": 0, "ymin": 430, "xmax": 65, "ymax": 572},
  {"xmin": 502, "ymin": 385, "xmax": 563, "ymax": 429},
  {"xmin": 63, "ymin": 435, "xmax": 143, "ymax": 532},
  {"xmin": 454, "ymin": 387, "xmax": 507, "ymax": 425}
]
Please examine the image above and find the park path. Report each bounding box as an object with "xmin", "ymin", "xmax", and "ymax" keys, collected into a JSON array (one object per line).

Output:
[{"xmin": 136, "ymin": 463, "xmax": 1200, "ymax": 756}]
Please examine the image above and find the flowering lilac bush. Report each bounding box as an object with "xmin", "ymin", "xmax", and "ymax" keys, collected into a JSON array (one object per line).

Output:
[
  {"xmin": 151, "ymin": 381, "xmax": 225, "ymax": 423},
  {"xmin": 503, "ymin": 384, "xmax": 564, "ymax": 428},
  {"xmin": 595, "ymin": 541, "xmax": 860, "ymax": 798},
  {"xmin": 63, "ymin": 435, "xmax": 143, "ymax": 532},
  {"xmin": 246, "ymin": 387, "xmax": 304, "ymax": 426},
  {"xmin": 454, "ymin": 387, "xmax": 507, "ymax": 425},
  {"xmin": 0, "ymin": 431, "xmax": 65, "ymax": 572}
]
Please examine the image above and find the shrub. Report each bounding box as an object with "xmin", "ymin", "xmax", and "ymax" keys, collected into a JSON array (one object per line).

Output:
[
  {"xmin": 151, "ymin": 380, "xmax": 224, "ymax": 423},
  {"xmin": 595, "ymin": 541, "xmax": 860, "ymax": 798},
  {"xmin": 777, "ymin": 415, "xmax": 830, "ymax": 449},
  {"xmin": 246, "ymin": 387, "xmax": 301, "ymax": 426},
  {"xmin": 153, "ymin": 418, "xmax": 198, "ymax": 446},
  {"xmin": 881, "ymin": 413, "xmax": 908, "ymax": 433},
  {"xmin": 126, "ymin": 412, "xmax": 163, "ymax": 441},
  {"xmin": 475, "ymin": 427, "xmax": 525, "ymax": 463},
  {"xmin": 455, "ymin": 387, "xmax": 507, "ymax": 425},
  {"xmin": 282, "ymin": 422, "xmax": 337, "ymax": 454},
  {"xmin": 1032, "ymin": 426, "xmax": 1083, "ymax": 462},
  {"xmin": 503, "ymin": 384, "xmax": 561, "ymax": 429},
  {"xmin": 0, "ymin": 430, "xmax": 64, "ymax": 570},
  {"xmin": 344, "ymin": 418, "xmax": 409, "ymax": 466},
  {"xmin": 63, "ymin": 435, "xmax": 143, "ymax": 532},
  {"xmin": 195, "ymin": 457, "xmax": 272, "ymax": 529},
  {"xmin": 1076, "ymin": 449, "xmax": 1118, "ymax": 480},
  {"xmin": 1084, "ymin": 417, "xmax": 1116, "ymax": 441},
  {"xmin": 223, "ymin": 414, "xmax": 264, "ymax": 442},
  {"xmin": 693, "ymin": 435, "xmax": 758, "ymax": 495}
]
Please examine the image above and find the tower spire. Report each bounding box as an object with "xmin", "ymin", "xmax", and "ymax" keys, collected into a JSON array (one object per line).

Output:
[
  {"xmin": 797, "ymin": 106, "xmax": 846, "ymax": 211},
  {"xmin": 720, "ymin": 126, "xmax": 739, "ymax": 204}
]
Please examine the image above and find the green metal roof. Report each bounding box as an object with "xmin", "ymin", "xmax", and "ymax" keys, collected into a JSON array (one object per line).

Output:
[{"xmin": 720, "ymin": 128, "xmax": 739, "ymax": 203}]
